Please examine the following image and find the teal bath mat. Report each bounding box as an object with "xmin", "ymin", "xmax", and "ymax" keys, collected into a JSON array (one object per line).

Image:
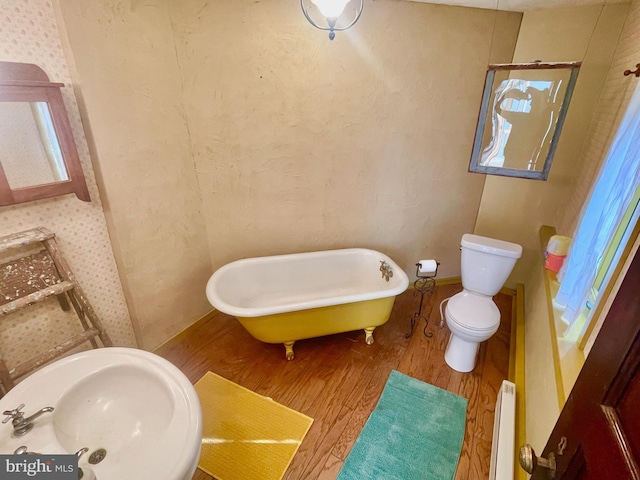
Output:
[{"xmin": 337, "ymin": 370, "xmax": 467, "ymax": 480}]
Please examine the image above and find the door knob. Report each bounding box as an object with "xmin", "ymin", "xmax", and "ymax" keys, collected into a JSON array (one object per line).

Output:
[{"xmin": 519, "ymin": 444, "xmax": 556, "ymax": 478}]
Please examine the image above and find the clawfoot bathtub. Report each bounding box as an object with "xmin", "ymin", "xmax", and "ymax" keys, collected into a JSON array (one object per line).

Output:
[{"xmin": 205, "ymin": 248, "xmax": 409, "ymax": 360}]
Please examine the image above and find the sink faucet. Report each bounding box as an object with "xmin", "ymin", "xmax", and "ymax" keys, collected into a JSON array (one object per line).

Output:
[{"xmin": 2, "ymin": 404, "xmax": 54, "ymax": 436}]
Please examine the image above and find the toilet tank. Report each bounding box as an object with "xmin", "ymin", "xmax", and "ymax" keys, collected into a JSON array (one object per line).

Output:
[{"xmin": 461, "ymin": 234, "xmax": 522, "ymax": 296}]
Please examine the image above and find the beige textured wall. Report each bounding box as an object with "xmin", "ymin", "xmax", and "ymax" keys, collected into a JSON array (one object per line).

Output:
[
  {"xmin": 525, "ymin": 4, "xmax": 634, "ymax": 453},
  {"xmin": 0, "ymin": 0, "xmax": 137, "ymax": 369},
  {"xmin": 475, "ymin": 4, "xmax": 629, "ymax": 285},
  {"xmin": 57, "ymin": 0, "xmax": 521, "ymax": 348},
  {"xmin": 558, "ymin": 1, "xmax": 640, "ymax": 235},
  {"xmin": 171, "ymin": 0, "xmax": 521, "ymax": 275},
  {"xmin": 476, "ymin": 2, "xmax": 637, "ymax": 452},
  {"xmin": 548, "ymin": 0, "xmax": 640, "ymax": 445},
  {"xmin": 56, "ymin": 1, "xmax": 214, "ymax": 349}
]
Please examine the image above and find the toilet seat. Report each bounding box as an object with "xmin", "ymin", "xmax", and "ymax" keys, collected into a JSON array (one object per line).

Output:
[{"xmin": 446, "ymin": 291, "xmax": 500, "ymax": 332}]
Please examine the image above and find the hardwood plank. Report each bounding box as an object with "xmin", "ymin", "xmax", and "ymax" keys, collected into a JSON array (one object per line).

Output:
[
  {"xmin": 330, "ymin": 360, "xmax": 396, "ymax": 461},
  {"xmin": 300, "ymin": 406, "xmax": 354, "ymax": 479},
  {"xmin": 316, "ymin": 454, "xmax": 344, "ymax": 480},
  {"xmin": 461, "ymin": 291, "xmax": 513, "ymax": 480},
  {"xmin": 329, "ymin": 296, "xmax": 417, "ymax": 461},
  {"xmin": 290, "ymin": 352, "xmax": 375, "ymax": 478},
  {"xmin": 191, "ymin": 469, "xmax": 212, "ymax": 480},
  {"xmin": 155, "ymin": 284, "xmax": 513, "ymax": 480}
]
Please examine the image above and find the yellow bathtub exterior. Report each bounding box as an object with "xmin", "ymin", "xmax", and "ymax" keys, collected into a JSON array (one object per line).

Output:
[
  {"xmin": 236, "ymin": 296, "xmax": 397, "ymax": 360},
  {"xmin": 206, "ymin": 248, "xmax": 410, "ymax": 360}
]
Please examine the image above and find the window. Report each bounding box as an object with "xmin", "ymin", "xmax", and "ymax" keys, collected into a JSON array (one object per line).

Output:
[{"xmin": 555, "ymin": 82, "xmax": 640, "ymax": 340}]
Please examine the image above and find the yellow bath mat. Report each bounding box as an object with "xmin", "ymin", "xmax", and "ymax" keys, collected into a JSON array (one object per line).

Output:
[{"xmin": 194, "ymin": 371, "xmax": 314, "ymax": 480}]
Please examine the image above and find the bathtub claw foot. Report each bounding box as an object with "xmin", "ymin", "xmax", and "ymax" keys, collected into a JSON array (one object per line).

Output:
[
  {"xmin": 284, "ymin": 341, "xmax": 295, "ymax": 361},
  {"xmin": 364, "ymin": 328, "xmax": 375, "ymax": 345}
]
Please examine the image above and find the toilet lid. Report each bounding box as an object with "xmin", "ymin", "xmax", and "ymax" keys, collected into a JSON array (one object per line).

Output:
[{"xmin": 447, "ymin": 292, "xmax": 500, "ymax": 331}]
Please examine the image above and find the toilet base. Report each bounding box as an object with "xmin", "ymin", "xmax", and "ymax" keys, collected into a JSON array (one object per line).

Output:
[{"xmin": 444, "ymin": 334, "xmax": 480, "ymax": 373}]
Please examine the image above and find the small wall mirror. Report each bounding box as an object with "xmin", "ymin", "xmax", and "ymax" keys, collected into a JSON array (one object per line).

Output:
[
  {"xmin": 0, "ymin": 61, "xmax": 90, "ymax": 206},
  {"xmin": 469, "ymin": 61, "xmax": 581, "ymax": 181}
]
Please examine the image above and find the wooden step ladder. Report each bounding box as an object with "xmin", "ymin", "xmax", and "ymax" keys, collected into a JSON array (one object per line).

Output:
[{"xmin": 0, "ymin": 227, "xmax": 112, "ymax": 395}]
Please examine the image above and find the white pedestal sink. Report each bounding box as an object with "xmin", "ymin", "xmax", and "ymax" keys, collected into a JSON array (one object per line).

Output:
[{"xmin": 0, "ymin": 347, "xmax": 202, "ymax": 480}]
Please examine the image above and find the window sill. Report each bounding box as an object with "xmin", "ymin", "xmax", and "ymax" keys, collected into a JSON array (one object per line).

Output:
[{"xmin": 539, "ymin": 225, "xmax": 585, "ymax": 408}]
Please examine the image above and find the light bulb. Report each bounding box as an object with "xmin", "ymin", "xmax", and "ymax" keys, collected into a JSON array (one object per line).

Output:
[{"xmin": 310, "ymin": 0, "xmax": 350, "ymax": 19}]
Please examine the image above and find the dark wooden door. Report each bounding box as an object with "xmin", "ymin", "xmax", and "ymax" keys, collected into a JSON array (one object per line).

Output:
[{"xmin": 531, "ymin": 247, "xmax": 640, "ymax": 479}]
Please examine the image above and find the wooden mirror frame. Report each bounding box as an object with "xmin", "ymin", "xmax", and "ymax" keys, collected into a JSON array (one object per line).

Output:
[{"xmin": 0, "ymin": 61, "xmax": 90, "ymax": 206}]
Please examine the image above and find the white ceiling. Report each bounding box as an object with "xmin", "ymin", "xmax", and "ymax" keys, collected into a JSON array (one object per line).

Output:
[{"xmin": 407, "ymin": 0, "xmax": 628, "ymax": 13}]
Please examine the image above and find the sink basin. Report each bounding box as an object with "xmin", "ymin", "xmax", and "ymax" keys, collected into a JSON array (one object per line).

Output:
[{"xmin": 0, "ymin": 347, "xmax": 202, "ymax": 480}]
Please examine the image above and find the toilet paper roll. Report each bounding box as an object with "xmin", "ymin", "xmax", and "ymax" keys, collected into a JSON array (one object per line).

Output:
[{"xmin": 418, "ymin": 259, "xmax": 438, "ymax": 275}]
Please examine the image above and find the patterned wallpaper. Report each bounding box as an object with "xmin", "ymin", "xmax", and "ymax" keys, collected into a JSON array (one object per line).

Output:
[{"xmin": 0, "ymin": 0, "xmax": 137, "ymax": 370}]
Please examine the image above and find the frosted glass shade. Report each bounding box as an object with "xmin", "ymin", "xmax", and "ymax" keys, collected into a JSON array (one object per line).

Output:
[{"xmin": 310, "ymin": 0, "xmax": 350, "ymax": 18}]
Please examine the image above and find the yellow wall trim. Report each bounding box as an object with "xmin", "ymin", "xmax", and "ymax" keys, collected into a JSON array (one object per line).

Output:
[
  {"xmin": 405, "ymin": 276, "xmax": 462, "ymax": 289},
  {"xmin": 539, "ymin": 226, "xmax": 567, "ymax": 408},
  {"xmin": 409, "ymin": 274, "xmax": 515, "ymax": 294},
  {"xmin": 160, "ymin": 279, "xmax": 463, "ymax": 351},
  {"xmin": 436, "ymin": 276, "xmax": 462, "ymax": 286},
  {"xmin": 152, "ymin": 309, "xmax": 216, "ymax": 353},
  {"xmin": 513, "ymin": 283, "xmax": 527, "ymax": 480}
]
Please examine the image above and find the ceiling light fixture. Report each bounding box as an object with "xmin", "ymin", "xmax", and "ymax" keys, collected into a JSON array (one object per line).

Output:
[{"xmin": 301, "ymin": 0, "xmax": 363, "ymax": 41}]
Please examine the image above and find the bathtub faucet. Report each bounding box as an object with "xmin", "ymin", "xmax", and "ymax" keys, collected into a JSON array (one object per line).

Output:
[{"xmin": 379, "ymin": 261, "xmax": 393, "ymax": 282}]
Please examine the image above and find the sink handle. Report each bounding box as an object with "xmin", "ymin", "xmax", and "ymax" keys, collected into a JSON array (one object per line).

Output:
[
  {"xmin": 13, "ymin": 445, "xmax": 39, "ymax": 455},
  {"xmin": 3, "ymin": 404, "xmax": 25, "ymax": 423},
  {"xmin": 3, "ymin": 405, "xmax": 54, "ymax": 436}
]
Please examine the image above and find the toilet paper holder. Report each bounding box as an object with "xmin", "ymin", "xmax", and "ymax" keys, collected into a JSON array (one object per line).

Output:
[
  {"xmin": 407, "ymin": 260, "xmax": 440, "ymax": 339},
  {"xmin": 416, "ymin": 259, "xmax": 439, "ymax": 279}
]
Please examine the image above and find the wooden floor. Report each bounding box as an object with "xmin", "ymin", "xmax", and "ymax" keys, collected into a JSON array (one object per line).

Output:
[{"xmin": 156, "ymin": 283, "xmax": 513, "ymax": 480}]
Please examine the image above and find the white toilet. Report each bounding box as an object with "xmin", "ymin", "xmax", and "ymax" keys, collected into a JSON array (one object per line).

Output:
[{"xmin": 444, "ymin": 234, "xmax": 522, "ymax": 372}]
